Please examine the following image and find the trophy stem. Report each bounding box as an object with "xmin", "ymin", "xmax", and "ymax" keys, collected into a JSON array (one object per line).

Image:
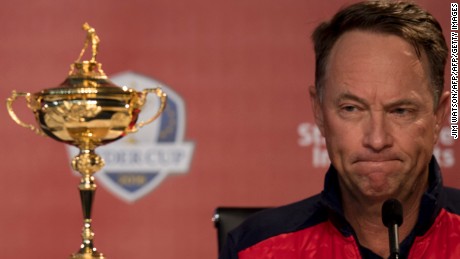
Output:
[
  {"xmin": 5, "ymin": 23, "xmax": 168, "ymax": 257},
  {"xmin": 71, "ymin": 149, "xmax": 105, "ymax": 259}
]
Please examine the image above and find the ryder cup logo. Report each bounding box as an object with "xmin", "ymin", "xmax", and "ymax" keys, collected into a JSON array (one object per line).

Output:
[{"xmin": 66, "ymin": 72, "xmax": 195, "ymax": 202}]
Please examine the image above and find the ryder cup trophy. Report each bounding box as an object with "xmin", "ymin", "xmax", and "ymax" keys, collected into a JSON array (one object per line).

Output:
[{"xmin": 6, "ymin": 23, "xmax": 167, "ymax": 258}]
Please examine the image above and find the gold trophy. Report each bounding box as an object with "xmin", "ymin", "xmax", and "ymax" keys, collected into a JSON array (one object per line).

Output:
[{"xmin": 6, "ymin": 23, "xmax": 167, "ymax": 258}]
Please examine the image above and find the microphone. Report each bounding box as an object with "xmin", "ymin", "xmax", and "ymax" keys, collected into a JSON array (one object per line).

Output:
[{"xmin": 382, "ymin": 199, "xmax": 403, "ymax": 259}]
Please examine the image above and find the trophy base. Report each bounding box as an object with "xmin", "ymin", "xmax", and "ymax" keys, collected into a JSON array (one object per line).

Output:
[{"xmin": 70, "ymin": 252, "xmax": 105, "ymax": 259}]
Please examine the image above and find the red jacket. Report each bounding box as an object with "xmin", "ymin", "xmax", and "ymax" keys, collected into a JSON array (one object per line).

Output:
[{"xmin": 220, "ymin": 158, "xmax": 460, "ymax": 258}]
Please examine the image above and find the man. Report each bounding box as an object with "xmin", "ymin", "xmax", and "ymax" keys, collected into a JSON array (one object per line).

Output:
[
  {"xmin": 220, "ymin": 1, "xmax": 460, "ymax": 258},
  {"xmin": 77, "ymin": 22, "xmax": 100, "ymax": 63}
]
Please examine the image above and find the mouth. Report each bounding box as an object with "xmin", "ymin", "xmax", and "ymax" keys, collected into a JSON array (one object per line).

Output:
[
  {"xmin": 352, "ymin": 154, "xmax": 402, "ymax": 164},
  {"xmin": 354, "ymin": 159, "xmax": 400, "ymax": 164},
  {"xmin": 353, "ymin": 160, "xmax": 400, "ymax": 169},
  {"xmin": 351, "ymin": 156, "xmax": 403, "ymax": 173}
]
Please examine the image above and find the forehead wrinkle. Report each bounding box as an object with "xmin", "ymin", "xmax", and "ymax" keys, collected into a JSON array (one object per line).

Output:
[
  {"xmin": 327, "ymin": 31, "xmax": 426, "ymax": 76},
  {"xmin": 324, "ymin": 31, "xmax": 435, "ymax": 106}
]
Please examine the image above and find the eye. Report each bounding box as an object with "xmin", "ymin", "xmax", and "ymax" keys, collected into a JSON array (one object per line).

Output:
[
  {"xmin": 338, "ymin": 104, "xmax": 363, "ymax": 119},
  {"xmin": 391, "ymin": 107, "xmax": 411, "ymax": 116},
  {"xmin": 341, "ymin": 105, "xmax": 358, "ymax": 112}
]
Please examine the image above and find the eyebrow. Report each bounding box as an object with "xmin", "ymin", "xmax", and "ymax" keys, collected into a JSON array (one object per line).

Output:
[
  {"xmin": 336, "ymin": 92, "xmax": 368, "ymax": 106},
  {"xmin": 335, "ymin": 92, "xmax": 420, "ymax": 108}
]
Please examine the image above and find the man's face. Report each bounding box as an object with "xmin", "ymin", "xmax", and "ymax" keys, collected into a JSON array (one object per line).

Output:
[{"xmin": 311, "ymin": 30, "xmax": 448, "ymax": 202}]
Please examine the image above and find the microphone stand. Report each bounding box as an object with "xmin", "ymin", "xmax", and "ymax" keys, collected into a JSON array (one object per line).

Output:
[
  {"xmin": 382, "ymin": 199, "xmax": 403, "ymax": 259},
  {"xmin": 388, "ymin": 222, "xmax": 399, "ymax": 259}
]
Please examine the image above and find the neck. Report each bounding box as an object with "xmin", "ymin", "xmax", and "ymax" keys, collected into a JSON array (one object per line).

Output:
[{"xmin": 341, "ymin": 189, "xmax": 425, "ymax": 258}]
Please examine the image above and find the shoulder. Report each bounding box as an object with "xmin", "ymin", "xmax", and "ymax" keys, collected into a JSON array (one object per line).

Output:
[
  {"xmin": 441, "ymin": 186, "xmax": 460, "ymax": 215},
  {"xmin": 227, "ymin": 194, "xmax": 327, "ymax": 252}
]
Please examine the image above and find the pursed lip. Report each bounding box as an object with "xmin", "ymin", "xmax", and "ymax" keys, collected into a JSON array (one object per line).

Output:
[
  {"xmin": 352, "ymin": 160, "xmax": 401, "ymax": 170},
  {"xmin": 352, "ymin": 155, "xmax": 402, "ymax": 164},
  {"xmin": 351, "ymin": 156, "xmax": 403, "ymax": 174},
  {"xmin": 351, "ymin": 159, "xmax": 402, "ymax": 177}
]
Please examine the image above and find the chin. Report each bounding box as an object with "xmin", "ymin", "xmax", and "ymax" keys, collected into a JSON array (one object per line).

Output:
[
  {"xmin": 359, "ymin": 185, "xmax": 397, "ymax": 201},
  {"xmin": 361, "ymin": 192, "xmax": 396, "ymax": 203}
]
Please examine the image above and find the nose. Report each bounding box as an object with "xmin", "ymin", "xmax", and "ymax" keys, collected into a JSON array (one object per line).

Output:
[{"xmin": 362, "ymin": 112, "xmax": 393, "ymax": 152}]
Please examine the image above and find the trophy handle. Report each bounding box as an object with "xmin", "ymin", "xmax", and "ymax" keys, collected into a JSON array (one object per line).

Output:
[
  {"xmin": 129, "ymin": 87, "xmax": 167, "ymax": 133},
  {"xmin": 6, "ymin": 90, "xmax": 45, "ymax": 136}
]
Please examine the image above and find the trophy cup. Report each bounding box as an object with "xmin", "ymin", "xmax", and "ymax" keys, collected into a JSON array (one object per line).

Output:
[{"xmin": 6, "ymin": 23, "xmax": 167, "ymax": 258}]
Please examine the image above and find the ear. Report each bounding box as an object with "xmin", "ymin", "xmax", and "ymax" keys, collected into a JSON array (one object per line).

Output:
[
  {"xmin": 433, "ymin": 90, "xmax": 450, "ymax": 143},
  {"xmin": 309, "ymin": 85, "xmax": 326, "ymax": 137}
]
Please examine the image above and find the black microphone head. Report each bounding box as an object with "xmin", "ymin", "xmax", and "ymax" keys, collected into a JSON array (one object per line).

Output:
[{"xmin": 382, "ymin": 198, "xmax": 403, "ymax": 227}]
